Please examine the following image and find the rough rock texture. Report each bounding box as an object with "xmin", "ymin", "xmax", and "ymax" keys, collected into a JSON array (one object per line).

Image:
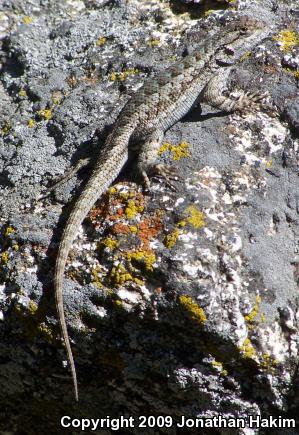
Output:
[{"xmin": 0, "ymin": 0, "xmax": 299, "ymax": 434}]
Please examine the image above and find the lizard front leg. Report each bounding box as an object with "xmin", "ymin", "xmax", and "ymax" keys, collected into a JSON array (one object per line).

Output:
[
  {"xmin": 136, "ymin": 129, "xmax": 176, "ymax": 189},
  {"xmin": 201, "ymin": 68, "xmax": 265, "ymax": 113}
]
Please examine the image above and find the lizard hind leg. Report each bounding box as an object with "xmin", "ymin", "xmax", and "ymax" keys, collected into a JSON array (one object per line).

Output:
[
  {"xmin": 136, "ymin": 130, "xmax": 179, "ymax": 190},
  {"xmin": 201, "ymin": 69, "xmax": 267, "ymax": 113}
]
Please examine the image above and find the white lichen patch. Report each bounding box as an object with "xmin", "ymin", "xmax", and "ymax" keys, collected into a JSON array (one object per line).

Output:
[{"xmin": 229, "ymin": 111, "xmax": 287, "ymax": 165}]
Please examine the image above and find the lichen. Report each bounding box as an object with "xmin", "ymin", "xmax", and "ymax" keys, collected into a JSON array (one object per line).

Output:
[
  {"xmin": 110, "ymin": 68, "xmax": 139, "ymax": 82},
  {"xmin": 244, "ymin": 294, "xmax": 261, "ymax": 328},
  {"xmin": 239, "ymin": 51, "xmax": 251, "ymax": 62},
  {"xmin": 185, "ymin": 205, "xmax": 205, "ymax": 229},
  {"xmin": 127, "ymin": 248, "xmax": 156, "ymax": 272},
  {"xmin": 212, "ymin": 360, "xmax": 228, "ymax": 376},
  {"xmin": 110, "ymin": 264, "xmax": 135, "ymax": 286},
  {"xmin": 125, "ymin": 199, "xmax": 144, "ymax": 219},
  {"xmin": 27, "ymin": 119, "xmax": 35, "ymax": 128},
  {"xmin": 239, "ymin": 337, "xmax": 257, "ymax": 359},
  {"xmin": 149, "ymin": 38, "xmax": 160, "ymax": 47},
  {"xmin": 1, "ymin": 251, "xmax": 9, "ymax": 264},
  {"xmin": 96, "ymin": 36, "xmax": 106, "ymax": 46},
  {"xmin": 179, "ymin": 295, "xmax": 206, "ymax": 326},
  {"xmin": 4, "ymin": 226, "xmax": 15, "ymax": 238},
  {"xmin": 22, "ymin": 16, "xmax": 32, "ymax": 24},
  {"xmin": 158, "ymin": 141, "xmax": 190, "ymax": 161},
  {"xmin": 91, "ymin": 266, "xmax": 104, "ymax": 288},
  {"xmin": 37, "ymin": 108, "xmax": 53, "ymax": 120},
  {"xmin": 1, "ymin": 122, "xmax": 11, "ymax": 136},
  {"xmin": 100, "ymin": 237, "xmax": 119, "ymax": 251},
  {"xmin": 273, "ymin": 29, "xmax": 299, "ymax": 52},
  {"xmin": 164, "ymin": 228, "xmax": 180, "ymax": 248}
]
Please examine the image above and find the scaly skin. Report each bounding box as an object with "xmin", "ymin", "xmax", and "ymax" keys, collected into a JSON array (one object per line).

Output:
[{"xmin": 54, "ymin": 16, "xmax": 269, "ymax": 401}]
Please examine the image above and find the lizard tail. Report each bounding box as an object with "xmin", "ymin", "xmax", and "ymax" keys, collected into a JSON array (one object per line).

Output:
[{"xmin": 54, "ymin": 132, "xmax": 130, "ymax": 401}]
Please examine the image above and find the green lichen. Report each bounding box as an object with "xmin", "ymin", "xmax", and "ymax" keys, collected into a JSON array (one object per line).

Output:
[{"xmin": 179, "ymin": 295, "xmax": 206, "ymax": 326}]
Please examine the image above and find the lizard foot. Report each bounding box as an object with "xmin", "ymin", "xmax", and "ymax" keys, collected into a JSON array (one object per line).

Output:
[
  {"xmin": 233, "ymin": 90, "xmax": 269, "ymax": 112},
  {"xmin": 140, "ymin": 164, "xmax": 180, "ymax": 191}
]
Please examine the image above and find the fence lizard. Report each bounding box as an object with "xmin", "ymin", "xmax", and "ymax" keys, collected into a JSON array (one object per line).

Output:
[{"xmin": 54, "ymin": 16, "xmax": 270, "ymax": 401}]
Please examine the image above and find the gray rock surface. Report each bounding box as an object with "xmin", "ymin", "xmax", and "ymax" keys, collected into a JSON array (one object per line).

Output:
[{"xmin": 0, "ymin": 0, "xmax": 299, "ymax": 434}]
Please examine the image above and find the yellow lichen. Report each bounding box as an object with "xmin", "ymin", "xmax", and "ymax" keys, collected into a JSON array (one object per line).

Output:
[
  {"xmin": 96, "ymin": 36, "xmax": 107, "ymax": 46},
  {"xmin": 294, "ymin": 70, "xmax": 299, "ymax": 79},
  {"xmin": 4, "ymin": 226, "xmax": 15, "ymax": 237},
  {"xmin": 239, "ymin": 337, "xmax": 256, "ymax": 359},
  {"xmin": 261, "ymin": 352, "xmax": 277, "ymax": 372},
  {"xmin": 149, "ymin": 39, "xmax": 160, "ymax": 47},
  {"xmin": 129, "ymin": 225, "xmax": 138, "ymax": 233},
  {"xmin": 244, "ymin": 295, "xmax": 261, "ymax": 325},
  {"xmin": 37, "ymin": 108, "xmax": 52, "ymax": 120},
  {"xmin": 239, "ymin": 51, "xmax": 252, "ymax": 62},
  {"xmin": 22, "ymin": 16, "xmax": 32, "ymax": 24},
  {"xmin": 125, "ymin": 199, "xmax": 144, "ymax": 219},
  {"xmin": 179, "ymin": 295, "xmax": 206, "ymax": 326},
  {"xmin": 212, "ymin": 360, "xmax": 228, "ymax": 376},
  {"xmin": 265, "ymin": 160, "xmax": 272, "ymax": 169},
  {"xmin": 27, "ymin": 119, "xmax": 35, "ymax": 128},
  {"xmin": 185, "ymin": 205, "xmax": 205, "ymax": 229},
  {"xmin": 91, "ymin": 266, "xmax": 103, "ymax": 288},
  {"xmin": 110, "ymin": 72, "xmax": 117, "ymax": 81},
  {"xmin": 37, "ymin": 322, "xmax": 53, "ymax": 339},
  {"xmin": 101, "ymin": 237, "xmax": 119, "ymax": 250},
  {"xmin": 127, "ymin": 249, "xmax": 156, "ymax": 271},
  {"xmin": 110, "ymin": 264, "xmax": 134, "ymax": 286},
  {"xmin": 273, "ymin": 30, "xmax": 299, "ymax": 52},
  {"xmin": 164, "ymin": 228, "xmax": 180, "ymax": 248},
  {"xmin": 18, "ymin": 89, "xmax": 27, "ymax": 97},
  {"xmin": 1, "ymin": 251, "xmax": 9, "ymax": 264},
  {"xmin": 158, "ymin": 141, "xmax": 190, "ymax": 161},
  {"xmin": 108, "ymin": 186, "xmax": 118, "ymax": 194},
  {"xmin": 1, "ymin": 122, "xmax": 11, "ymax": 136},
  {"xmin": 110, "ymin": 69, "xmax": 139, "ymax": 82},
  {"xmin": 28, "ymin": 300, "xmax": 38, "ymax": 314}
]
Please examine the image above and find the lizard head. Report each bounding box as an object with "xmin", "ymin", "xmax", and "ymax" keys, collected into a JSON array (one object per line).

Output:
[{"xmin": 215, "ymin": 16, "xmax": 270, "ymax": 64}]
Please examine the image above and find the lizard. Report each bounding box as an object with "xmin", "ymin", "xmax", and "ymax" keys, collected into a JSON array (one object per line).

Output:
[{"xmin": 54, "ymin": 15, "xmax": 270, "ymax": 402}]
